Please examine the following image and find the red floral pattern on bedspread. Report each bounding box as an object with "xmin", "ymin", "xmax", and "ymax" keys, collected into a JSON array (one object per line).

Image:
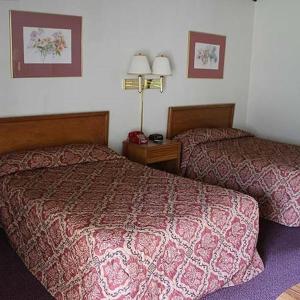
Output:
[
  {"xmin": 176, "ymin": 129, "xmax": 300, "ymax": 227},
  {"xmin": 0, "ymin": 143, "xmax": 120, "ymax": 178},
  {"xmin": 0, "ymin": 147, "xmax": 263, "ymax": 299}
]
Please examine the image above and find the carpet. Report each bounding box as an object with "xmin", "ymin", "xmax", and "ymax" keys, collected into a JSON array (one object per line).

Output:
[
  {"xmin": 204, "ymin": 219, "xmax": 300, "ymax": 300},
  {"xmin": 0, "ymin": 219, "xmax": 299, "ymax": 300},
  {"xmin": 0, "ymin": 229, "xmax": 53, "ymax": 300}
]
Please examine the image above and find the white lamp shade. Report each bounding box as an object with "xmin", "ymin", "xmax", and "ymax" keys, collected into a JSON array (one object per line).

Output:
[
  {"xmin": 152, "ymin": 56, "xmax": 172, "ymax": 76},
  {"xmin": 128, "ymin": 54, "xmax": 151, "ymax": 75}
]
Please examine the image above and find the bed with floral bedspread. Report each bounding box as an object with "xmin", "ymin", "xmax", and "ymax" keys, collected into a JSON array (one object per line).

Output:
[
  {"xmin": 0, "ymin": 144, "xmax": 263, "ymax": 299},
  {"xmin": 175, "ymin": 128, "xmax": 300, "ymax": 227}
]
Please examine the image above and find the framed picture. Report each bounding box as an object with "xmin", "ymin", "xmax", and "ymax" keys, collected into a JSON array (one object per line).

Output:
[
  {"xmin": 188, "ymin": 31, "xmax": 226, "ymax": 79},
  {"xmin": 10, "ymin": 10, "xmax": 82, "ymax": 78}
]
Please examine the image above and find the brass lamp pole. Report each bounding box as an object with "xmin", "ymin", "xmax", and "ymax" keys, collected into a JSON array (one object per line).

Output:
[
  {"xmin": 139, "ymin": 88, "xmax": 144, "ymax": 132},
  {"xmin": 123, "ymin": 53, "xmax": 172, "ymax": 132}
]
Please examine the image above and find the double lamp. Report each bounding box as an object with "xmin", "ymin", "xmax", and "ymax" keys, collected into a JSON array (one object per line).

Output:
[{"xmin": 123, "ymin": 53, "xmax": 172, "ymax": 132}]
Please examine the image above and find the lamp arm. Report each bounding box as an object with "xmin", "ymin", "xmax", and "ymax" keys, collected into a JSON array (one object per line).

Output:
[
  {"xmin": 138, "ymin": 75, "xmax": 143, "ymax": 93},
  {"xmin": 160, "ymin": 76, "xmax": 164, "ymax": 93}
]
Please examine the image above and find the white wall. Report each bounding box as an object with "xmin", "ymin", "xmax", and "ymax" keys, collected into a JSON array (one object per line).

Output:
[
  {"xmin": 247, "ymin": 0, "xmax": 300, "ymax": 145},
  {"xmin": 0, "ymin": 0, "xmax": 255, "ymax": 152}
]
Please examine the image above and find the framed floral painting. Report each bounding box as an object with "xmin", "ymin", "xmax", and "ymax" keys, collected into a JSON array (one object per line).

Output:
[
  {"xmin": 188, "ymin": 31, "xmax": 226, "ymax": 79},
  {"xmin": 10, "ymin": 10, "xmax": 82, "ymax": 78}
]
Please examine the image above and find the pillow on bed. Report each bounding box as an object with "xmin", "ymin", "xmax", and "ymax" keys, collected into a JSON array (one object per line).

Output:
[
  {"xmin": 174, "ymin": 128, "xmax": 254, "ymax": 176},
  {"xmin": 0, "ymin": 144, "xmax": 123, "ymax": 178},
  {"xmin": 174, "ymin": 127, "xmax": 253, "ymax": 145}
]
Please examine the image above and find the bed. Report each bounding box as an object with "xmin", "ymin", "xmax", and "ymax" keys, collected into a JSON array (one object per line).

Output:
[
  {"xmin": 167, "ymin": 103, "xmax": 300, "ymax": 227},
  {"xmin": 0, "ymin": 111, "xmax": 263, "ymax": 299}
]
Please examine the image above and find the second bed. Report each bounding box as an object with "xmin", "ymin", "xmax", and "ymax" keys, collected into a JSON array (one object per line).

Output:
[{"xmin": 167, "ymin": 104, "xmax": 300, "ymax": 227}]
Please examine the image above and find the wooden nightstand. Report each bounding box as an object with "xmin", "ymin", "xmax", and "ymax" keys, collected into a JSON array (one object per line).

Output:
[{"xmin": 122, "ymin": 139, "xmax": 181, "ymax": 174}]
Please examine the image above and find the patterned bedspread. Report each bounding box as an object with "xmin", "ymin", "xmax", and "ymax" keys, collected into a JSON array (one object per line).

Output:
[
  {"xmin": 175, "ymin": 128, "xmax": 300, "ymax": 227},
  {"xmin": 0, "ymin": 144, "xmax": 263, "ymax": 299}
]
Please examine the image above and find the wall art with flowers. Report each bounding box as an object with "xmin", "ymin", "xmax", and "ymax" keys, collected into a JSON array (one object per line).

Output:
[
  {"xmin": 10, "ymin": 11, "xmax": 82, "ymax": 78},
  {"xmin": 187, "ymin": 31, "xmax": 226, "ymax": 79}
]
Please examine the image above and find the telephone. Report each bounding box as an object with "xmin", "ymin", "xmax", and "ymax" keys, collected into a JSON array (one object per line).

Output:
[{"xmin": 128, "ymin": 131, "xmax": 148, "ymax": 144}]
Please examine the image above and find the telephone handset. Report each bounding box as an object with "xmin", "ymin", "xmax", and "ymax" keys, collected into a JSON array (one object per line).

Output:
[{"xmin": 128, "ymin": 131, "xmax": 148, "ymax": 144}]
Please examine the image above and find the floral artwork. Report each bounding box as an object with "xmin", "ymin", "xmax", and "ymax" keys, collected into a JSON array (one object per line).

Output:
[
  {"xmin": 10, "ymin": 10, "xmax": 82, "ymax": 77},
  {"xmin": 188, "ymin": 31, "xmax": 226, "ymax": 78},
  {"xmin": 23, "ymin": 27, "xmax": 72, "ymax": 64},
  {"xmin": 194, "ymin": 42, "xmax": 220, "ymax": 70}
]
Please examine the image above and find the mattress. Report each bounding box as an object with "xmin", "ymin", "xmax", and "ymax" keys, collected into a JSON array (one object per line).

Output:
[
  {"xmin": 175, "ymin": 128, "xmax": 300, "ymax": 227},
  {"xmin": 0, "ymin": 144, "xmax": 263, "ymax": 299}
]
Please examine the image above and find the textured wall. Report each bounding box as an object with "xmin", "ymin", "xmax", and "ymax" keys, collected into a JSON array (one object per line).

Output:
[
  {"xmin": 0, "ymin": 0, "xmax": 255, "ymax": 151},
  {"xmin": 248, "ymin": 0, "xmax": 300, "ymax": 144}
]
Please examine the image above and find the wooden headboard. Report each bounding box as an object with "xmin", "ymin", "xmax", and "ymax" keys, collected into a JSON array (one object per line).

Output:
[
  {"xmin": 0, "ymin": 111, "xmax": 109, "ymax": 155},
  {"xmin": 167, "ymin": 103, "xmax": 235, "ymax": 138}
]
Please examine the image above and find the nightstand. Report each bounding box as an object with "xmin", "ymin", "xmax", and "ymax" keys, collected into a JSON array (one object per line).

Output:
[{"xmin": 122, "ymin": 139, "xmax": 181, "ymax": 174}]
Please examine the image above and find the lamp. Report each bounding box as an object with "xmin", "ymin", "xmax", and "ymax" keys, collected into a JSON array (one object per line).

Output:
[
  {"xmin": 123, "ymin": 53, "xmax": 172, "ymax": 132},
  {"xmin": 127, "ymin": 54, "xmax": 151, "ymax": 93},
  {"xmin": 152, "ymin": 55, "xmax": 172, "ymax": 93},
  {"xmin": 128, "ymin": 54, "xmax": 151, "ymax": 75}
]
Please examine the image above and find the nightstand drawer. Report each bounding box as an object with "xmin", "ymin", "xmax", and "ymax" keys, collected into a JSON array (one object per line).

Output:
[
  {"xmin": 147, "ymin": 144, "xmax": 179, "ymax": 163},
  {"xmin": 122, "ymin": 139, "xmax": 181, "ymax": 174}
]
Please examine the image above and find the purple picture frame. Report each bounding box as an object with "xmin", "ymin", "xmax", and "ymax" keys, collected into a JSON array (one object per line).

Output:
[
  {"xmin": 188, "ymin": 31, "xmax": 226, "ymax": 79},
  {"xmin": 10, "ymin": 10, "xmax": 82, "ymax": 78}
]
